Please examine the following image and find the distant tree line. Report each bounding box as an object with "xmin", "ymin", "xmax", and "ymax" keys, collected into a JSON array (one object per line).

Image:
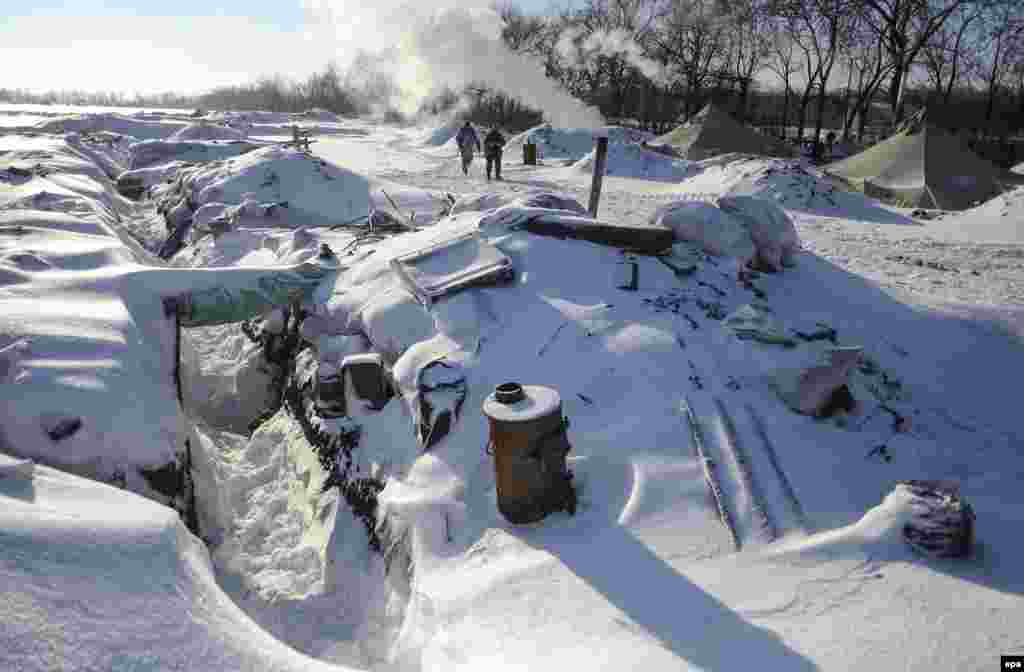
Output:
[
  {"xmin": 4, "ymin": 0, "xmax": 1022, "ymax": 144},
  {"xmin": 490, "ymin": 0, "xmax": 1024, "ymax": 143}
]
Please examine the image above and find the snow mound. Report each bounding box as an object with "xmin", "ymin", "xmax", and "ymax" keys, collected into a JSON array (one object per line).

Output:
[
  {"xmin": 677, "ymin": 155, "xmax": 916, "ymax": 225},
  {"xmin": 920, "ymin": 185, "xmax": 1024, "ymax": 243},
  {"xmin": 33, "ymin": 112, "xmax": 185, "ymax": 141},
  {"xmin": 170, "ymin": 122, "xmax": 248, "ymax": 142},
  {"xmin": 299, "ymin": 108, "xmax": 344, "ymax": 123},
  {"xmin": 420, "ymin": 119, "xmax": 462, "ymax": 147},
  {"xmin": 573, "ymin": 142, "xmax": 697, "ymax": 181},
  {"xmin": 0, "ymin": 134, "xmax": 133, "ymax": 229},
  {"xmin": 154, "ymin": 147, "xmax": 443, "ymax": 262},
  {"xmin": 651, "ymin": 200, "xmax": 756, "ymax": 265},
  {"xmin": 506, "ymin": 124, "xmax": 653, "ymax": 162},
  {"xmin": 1013, "ymin": 161, "xmax": 1024, "ymax": 175},
  {"xmin": 205, "ymin": 110, "xmax": 296, "ymax": 125},
  {"xmin": 127, "ymin": 138, "xmax": 261, "ymax": 170}
]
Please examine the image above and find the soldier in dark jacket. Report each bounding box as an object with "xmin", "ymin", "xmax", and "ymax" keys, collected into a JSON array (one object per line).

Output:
[
  {"xmin": 455, "ymin": 121, "xmax": 481, "ymax": 177},
  {"xmin": 483, "ymin": 128, "xmax": 507, "ymax": 181}
]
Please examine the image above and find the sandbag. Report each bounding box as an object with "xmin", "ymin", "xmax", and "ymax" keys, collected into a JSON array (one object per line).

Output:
[
  {"xmin": 651, "ymin": 201, "xmax": 756, "ymax": 265},
  {"xmin": 717, "ymin": 195, "xmax": 800, "ymax": 272}
]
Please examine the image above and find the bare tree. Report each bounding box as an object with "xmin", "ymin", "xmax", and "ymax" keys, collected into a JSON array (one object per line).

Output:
[
  {"xmin": 837, "ymin": 18, "xmax": 895, "ymax": 140},
  {"xmin": 720, "ymin": 0, "xmax": 773, "ymax": 121},
  {"xmin": 855, "ymin": 0, "xmax": 991, "ymax": 124},
  {"xmin": 649, "ymin": 0, "xmax": 728, "ymax": 117},
  {"xmin": 765, "ymin": 22, "xmax": 805, "ymax": 135},
  {"xmin": 920, "ymin": 5, "xmax": 983, "ymax": 104},
  {"xmin": 975, "ymin": 3, "xmax": 1024, "ymax": 134}
]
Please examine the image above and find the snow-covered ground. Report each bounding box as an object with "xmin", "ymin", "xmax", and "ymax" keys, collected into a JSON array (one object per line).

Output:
[{"xmin": 3, "ymin": 111, "xmax": 1024, "ymax": 672}]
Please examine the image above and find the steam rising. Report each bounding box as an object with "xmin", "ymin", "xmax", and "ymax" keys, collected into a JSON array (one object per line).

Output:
[
  {"xmin": 303, "ymin": 0, "xmax": 604, "ymax": 128},
  {"xmin": 556, "ymin": 27, "xmax": 670, "ymax": 87}
]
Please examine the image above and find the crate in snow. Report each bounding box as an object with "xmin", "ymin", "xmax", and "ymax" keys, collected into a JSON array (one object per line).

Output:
[{"xmin": 391, "ymin": 231, "xmax": 514, "ymax": 305}]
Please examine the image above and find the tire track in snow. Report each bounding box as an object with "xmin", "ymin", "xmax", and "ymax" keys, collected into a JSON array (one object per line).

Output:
[
  {"xmin": 744, "ymin": 403, "xmax": 812, "ymax": 534},
  {"xmin": 705, "ymin": 398, "xmax": 774, "ymax": 548},
  {"xmin": 681, "ymin": 397, "xmax": 741, "ymax": 551},
  {"xmin": 714, "ymin": 397, "xmax": 777, "ymax": 543}
]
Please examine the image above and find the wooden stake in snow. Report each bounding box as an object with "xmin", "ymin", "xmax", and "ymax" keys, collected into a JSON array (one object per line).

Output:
[{"xmin": 588, "ymin": 136, "xmax": 609, "ymax": 218}]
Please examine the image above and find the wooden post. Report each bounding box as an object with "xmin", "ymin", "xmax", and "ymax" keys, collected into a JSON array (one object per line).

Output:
[{"xmin": 588, "ymin": 136, "xmax": 609, "ymax": 218}]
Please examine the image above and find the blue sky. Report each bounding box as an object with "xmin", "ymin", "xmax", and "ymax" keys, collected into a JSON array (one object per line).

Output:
[{"xmin": 2, "ymin": 1, "xmax": 575, "ymax": 94}]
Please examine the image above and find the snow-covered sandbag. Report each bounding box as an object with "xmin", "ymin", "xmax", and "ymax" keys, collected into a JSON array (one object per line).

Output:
[
  {"xmin": 772, "ymin": 346, "xmax": 863, "ymax": 416},
  {"xmin": 717, "ymin": 195, "xmax": 800, "ymax": 272},
  {"xmin": 651, "ymin": 201, "xmax": 756, "ymax": 265},
  {"xmin": 358, "ymin": 286, "xmax": 436, "ymax": 363}
]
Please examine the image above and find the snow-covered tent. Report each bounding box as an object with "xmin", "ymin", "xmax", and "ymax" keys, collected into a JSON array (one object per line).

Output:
[
  {"xmin": 825, "ymin": 109, "xmax": 1009, "ymax": 210},
  {"xmin": 655, "ymin": 103, "xmax": 792, "ymax": 160}
]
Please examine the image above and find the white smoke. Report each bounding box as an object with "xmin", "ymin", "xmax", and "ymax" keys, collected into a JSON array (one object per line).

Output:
[
  {"xmin": 302, "ymin": 0, "xmax": 604, "ymax": 128},
  {"xmin": 556, "ymin": 27, "xmax": 671, "ymax": 87}
]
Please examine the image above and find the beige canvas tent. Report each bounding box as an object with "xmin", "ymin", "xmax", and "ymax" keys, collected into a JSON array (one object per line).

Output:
[
  {"xmin": 655, "ymin": 103, "xmax": 793, "ymax": 160},
  {"xmin": 825, "ymin": 109, "xmax": 1009, "ymax": 210}
]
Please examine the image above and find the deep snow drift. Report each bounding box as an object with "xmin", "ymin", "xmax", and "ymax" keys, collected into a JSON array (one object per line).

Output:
[{"xmin": 3, "ymin": 110, "xmax": 1024, "ymax": 672}]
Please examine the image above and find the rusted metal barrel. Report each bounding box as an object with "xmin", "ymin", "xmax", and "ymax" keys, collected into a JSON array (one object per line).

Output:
[{"xmin": 483, "ymin": 383, "xmax": 576, "ymax": 524}]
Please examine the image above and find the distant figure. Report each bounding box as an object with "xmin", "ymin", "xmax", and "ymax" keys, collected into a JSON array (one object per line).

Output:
[
  {"xmin": 483, "ymin": 127, "xmax": 506, "ymax": 181},
  {"xmin": 455, "ymin": 121, "xmax": 481, "ymax": 177}
]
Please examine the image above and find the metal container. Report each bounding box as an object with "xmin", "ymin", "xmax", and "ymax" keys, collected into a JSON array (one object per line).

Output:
[
  {"xmin": 483, "ymin": 383, "xmax": 575, "ymax": 524},
  {"xmin": 523, "ymin": 142, "xmax": 538, "ymax": 166},
  {"xmin": 342, "ymin": 353, "xmax": 392, "ymax": 410}
]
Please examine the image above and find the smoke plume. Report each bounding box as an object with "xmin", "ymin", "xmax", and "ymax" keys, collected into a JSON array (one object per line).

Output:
[{"xmin": 302, "ymin": 0, "xmax": 604, "ymax": 128}]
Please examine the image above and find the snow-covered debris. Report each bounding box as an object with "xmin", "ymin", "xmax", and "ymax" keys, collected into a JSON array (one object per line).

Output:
[
  {"xmin": 169, "ymin": 121, "xmax": 248, "ymax": 142},
  {"xmin": 677, "ymin": 155, "xmax": 916, "ymax": 225},
  {"xmin": 450, "ymin": 190, "xmax": 586, "ymax": 216},
  {"xmin": 651, "ymin": 200, "xmax": 756, "ymax": 266},
  {"xmin": 772, "ymin": 346, "xmax": 863, "ymax": 416},
  {"xmin": 572, "ymin": 142, "xmax": 697, "ymax": 181},
  {"xmin": 893, "ymin": 479, "xmax": 976, "ymax": 558},
  {"xmin": 1013, "ymin": 161, "xmax": 1024, "ymax": 175},
  {"xmin": 505, "ymin": 124, "xmax": 652, "ymax": 163},
  {"xmin": 116, "ymin": 161, "xmax": 190, "ymax": 199},
  {"xmin": 33, "ymin": 112, "xmax": 186, "ymax": 140},
  {"xmin": 718, "ymin": 195, "xmax": 801, "ymax": 272}
]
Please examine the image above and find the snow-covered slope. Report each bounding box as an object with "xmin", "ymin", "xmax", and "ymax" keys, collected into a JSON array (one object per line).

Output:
[
  {"xmin": 33, "ymin": 112, "xmax": 186, "ymax": 140},
  {"xmin": 0, "ymin": 461, "xmax": 356, "ymax": 672},
  {"xmin": 571, "ymin": 142, "xmax": 697, "ymax": 181},
  {"xmin": 3, "ymin": 114, "xmax": 1024, "ymax": 672},
  {"xmin": 505, "ymin": 124, "xmax": 653, "ymax": 163},
  {"xmin": 170, "ymin": 122, "xmax": 248, "ymax": 142}
]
